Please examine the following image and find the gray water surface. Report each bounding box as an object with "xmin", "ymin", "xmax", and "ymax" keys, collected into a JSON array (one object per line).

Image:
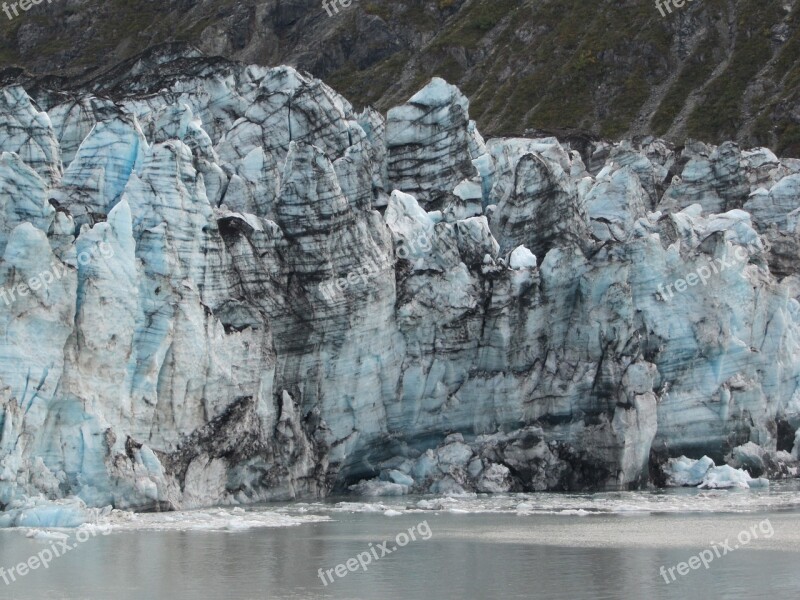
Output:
[{"xmin": 1, "ymin": 500, "xmax": 799, "ymax": 599}]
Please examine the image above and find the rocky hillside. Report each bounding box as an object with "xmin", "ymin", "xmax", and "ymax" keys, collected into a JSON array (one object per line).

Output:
[{"xmin": 2, "ymin": 0, "xmax": 800, "ymax": 154}]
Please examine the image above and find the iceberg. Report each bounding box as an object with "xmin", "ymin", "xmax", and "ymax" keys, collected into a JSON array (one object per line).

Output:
[
  {"xmin": 664, "ymin": 456, "xmax": 717, "ymax": 487},
  {"xmin": 663, "ymin": 455, "xmax": 772, "ymax": 490},
  {"xmin": 698, "ymin": 465, "xmax": 766, "ymax": 490},
  {"xmin": 0, "ymin": 497, "xmax": 107, "ymax": 529}
]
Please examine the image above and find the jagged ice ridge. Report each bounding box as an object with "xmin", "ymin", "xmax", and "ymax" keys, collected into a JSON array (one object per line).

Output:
[{"xmin": 0, "ymin": 52, "xmax": 799, "ymax": 520}]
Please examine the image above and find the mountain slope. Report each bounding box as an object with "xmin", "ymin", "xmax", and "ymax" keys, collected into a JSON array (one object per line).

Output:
[{"xmin": 2, "ymin": 0, "xmax": 800, "ymax": 154}]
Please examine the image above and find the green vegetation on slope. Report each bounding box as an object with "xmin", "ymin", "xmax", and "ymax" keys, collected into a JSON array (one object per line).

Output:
[{"xmin": 1, "ymin": 0, "xmax": 800, "ymax": 155}]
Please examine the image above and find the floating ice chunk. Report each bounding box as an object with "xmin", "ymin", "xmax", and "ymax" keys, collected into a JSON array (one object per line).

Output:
[
  {"xmin": 664, "ymin": 456, "xmax": 715, "ymax": 487},
  {"xmin": 666, "ymin": 445, "xmax": 778, "ymax": 489},
  {"xmin": 698, "ymin": 465, "xmax": 759, "ymax": 489},
  {"xmin": 334, "ymin": 502, "xmax": 387, "ymax": 513},
  {"xmin": 26, "ymin": 529, "xmax": 70, "ymax": 542},
  {"xmin": 100, "ymin": 507, "xmax": 328, "ymax": 532},
  {"xmin": 384, "ymin": 509, "xmax": 403, "ymax": 517},
  {"xmin": 416, "ymin": 499, "xmax": 444, "ymax": 510},
  {"xmin": 0, "ymin": 497, "xmax": 98, "ymax": 529},
  {"xmin": 224, "ymin": 520, "xmax": 258, "ymax": 531},
  {"xmin": 348, "ymin": 479, "xmax": 410, "ymax": 497}
]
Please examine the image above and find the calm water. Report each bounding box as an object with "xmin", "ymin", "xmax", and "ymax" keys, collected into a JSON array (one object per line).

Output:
[{"xmin": 1, "ymin": 489, "xmax": 800, "ymax": 599}]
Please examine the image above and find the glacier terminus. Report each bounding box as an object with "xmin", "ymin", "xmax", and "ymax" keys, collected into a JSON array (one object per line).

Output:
[{"xmin": 0, "ymin": 48, "xmax": 799, "ymax": 524}]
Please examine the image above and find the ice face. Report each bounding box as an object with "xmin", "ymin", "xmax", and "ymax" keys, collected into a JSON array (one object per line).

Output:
[
  {"xmin": 0, "ymin": 86, "xmax": 62, "ymax": 187},
  {"xmin": 0, "ymin": 55, "xmax": 799, "ymax": 516}
]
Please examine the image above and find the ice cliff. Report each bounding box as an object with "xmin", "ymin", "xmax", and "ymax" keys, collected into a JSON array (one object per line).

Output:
[{"xmin": 0, "ymin": 52, "xmax": 799, "ymax": 513}]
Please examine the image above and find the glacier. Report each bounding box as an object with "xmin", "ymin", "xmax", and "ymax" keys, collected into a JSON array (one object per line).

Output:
[{"xmin": 0, "ymin": 49, "xmax": 799, "ymax": 517}]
